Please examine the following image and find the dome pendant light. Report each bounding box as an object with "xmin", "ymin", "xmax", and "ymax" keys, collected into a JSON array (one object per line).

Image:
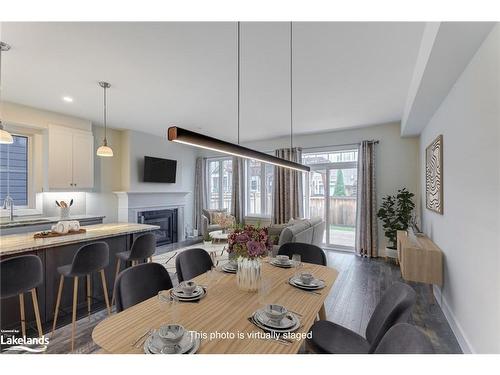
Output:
[
  {"xmin": 0, "ymin": 41, "xmax": 13, "ymax": 144},
  {"xmin": 96, "ymin": 81, "xmax": 113, "ymax": 157}
]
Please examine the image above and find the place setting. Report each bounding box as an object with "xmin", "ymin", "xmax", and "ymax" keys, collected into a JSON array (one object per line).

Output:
[
  {"xmin": 170, "ymin": 280, "xmax": 207, "ymax": 302},
  {"xmin": 143, "ymin": 324, "xmax": 201, "ymax": 354},
  {"xmin": 269, "ymin": 254, "xmax": 301, "ymax": 269},
  {"xmin": 220, "ymin": 258, "xmax": 238, "ymax": 273},
  {"xmin": 288, "ymin": 271, "xmax": 326, "ymax": 294},
  {"xmin": 248, "ymin": 304, "xmax": 301, "ymax": 345}
]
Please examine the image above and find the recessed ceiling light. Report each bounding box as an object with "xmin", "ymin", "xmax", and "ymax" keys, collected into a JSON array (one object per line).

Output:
[{"xmin": 62, "ymin": 96, "xmax": 73, "ymax": 103}]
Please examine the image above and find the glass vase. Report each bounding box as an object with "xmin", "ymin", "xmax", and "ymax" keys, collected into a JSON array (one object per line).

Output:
[{"xmin": 236, "ymin": 257, "xmax": 261, "ymax": 292}]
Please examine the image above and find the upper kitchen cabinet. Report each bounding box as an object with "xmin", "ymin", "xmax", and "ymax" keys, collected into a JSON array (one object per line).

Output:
[{"xmin": 47, "ymin": 124, "xmax": 94, "ymax": 189}]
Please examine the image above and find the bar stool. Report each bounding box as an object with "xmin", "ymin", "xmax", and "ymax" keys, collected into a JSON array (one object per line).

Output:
[
  {"xmin": 0, "ymin": 255, "xmax": 44, "ymax": 338},
  {"xmin": 52, "ymin": 241, "xmax": 111, "ymax": 351},
  {"xmin": 111, "ymin": 232, "xmax": 156, "ymax": 305}
]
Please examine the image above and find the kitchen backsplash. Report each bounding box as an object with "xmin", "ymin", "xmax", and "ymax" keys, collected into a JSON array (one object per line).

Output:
[{"xmin": 37, "ymin": 192, "xmax": 87, "ymax": 217}]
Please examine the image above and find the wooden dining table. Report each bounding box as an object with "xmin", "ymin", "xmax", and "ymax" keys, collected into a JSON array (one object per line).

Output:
[{"xmin": 92, "ymin": 260, "xmax": 338, "ymax": 354}]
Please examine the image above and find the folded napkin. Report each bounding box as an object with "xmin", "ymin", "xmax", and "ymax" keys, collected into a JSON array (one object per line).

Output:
[
  {"xmin": 68, "ymin": 220, "xmax": 80, "ymax": 231},
  {"xmin": 52, "ymin": 221, "xmax": 68, "ymax": 234}
]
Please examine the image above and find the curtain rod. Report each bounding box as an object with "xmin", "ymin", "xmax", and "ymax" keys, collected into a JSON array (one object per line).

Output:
[
  {"xmin": 302, "ymin": 140, "xmax": 379, "ymax": 151},
  {"xmin": 204, "ymin": 140, "xmax": 379, "ymax": 159}
]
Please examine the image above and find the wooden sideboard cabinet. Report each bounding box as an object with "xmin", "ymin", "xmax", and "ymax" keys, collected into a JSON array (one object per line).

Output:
[{"xmin": 396, "ymin": 230, "xmax": 443, "ymax": 286}]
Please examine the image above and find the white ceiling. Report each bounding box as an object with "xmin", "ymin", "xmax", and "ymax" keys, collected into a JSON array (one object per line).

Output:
[{"xmin": 1, "ymin": 22, "xmax": 424, "ymax": 142}]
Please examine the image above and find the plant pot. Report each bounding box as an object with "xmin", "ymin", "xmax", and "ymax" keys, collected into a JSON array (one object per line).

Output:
[
  {"xmin": 236, "ymin": 257, "xmax": 261, "ymax": 292},
  {"xmin": 203, "ymin": 240, "xmax": 212, "ymax": 246},
  {"xmin": 385, "ymin": 247, "xmax": 398, "ymax": 259}
]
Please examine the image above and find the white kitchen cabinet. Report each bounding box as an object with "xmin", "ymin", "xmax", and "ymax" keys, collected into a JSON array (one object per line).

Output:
[{"xmin": 47, "ymin": 124, "xmax": 94, "ymax": 189}]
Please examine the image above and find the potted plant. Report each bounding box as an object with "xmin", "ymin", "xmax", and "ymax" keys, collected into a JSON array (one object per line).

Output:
[
  {"xmin": 227, "ymin": 224, "xmax": 273, "ymax": 292},
  {"xmin": 377, "ymin": 188, "xmax": 415, "ymax": 259},
  {"xmin": 203, "ymin": 232, "xmax": 212, "ymax": 246}
]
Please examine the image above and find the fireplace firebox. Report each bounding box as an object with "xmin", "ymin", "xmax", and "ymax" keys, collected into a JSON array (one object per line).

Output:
[{"xmin": 137, "ymin": 209, "xmax": 178, "ymax": 246}]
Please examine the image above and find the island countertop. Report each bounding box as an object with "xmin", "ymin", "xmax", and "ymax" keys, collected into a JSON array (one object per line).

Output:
[{"xmin": 0, "ymin": 223, "xmax": 160, "ymax": 256}]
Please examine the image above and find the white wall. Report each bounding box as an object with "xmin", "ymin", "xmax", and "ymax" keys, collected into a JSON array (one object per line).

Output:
[
  {"xmin": 2, "ymin": 101, "xmax": 92, "ymax": 131},
  {"xmin": 420, "ymin": 25, "xmax": 500, "ymax": 353},
  {"xmin": 120, "ymin": 130, "xmax": 198, "ymax": 228},
  {"xmin": 203, "ymin": 122, "xmax": 420, "ymax": 252}
]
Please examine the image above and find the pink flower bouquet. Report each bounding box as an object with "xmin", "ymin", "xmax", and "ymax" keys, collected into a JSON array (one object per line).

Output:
[{"xmin": 227, "ymin": 225, "xmax": 273, "ymax": 259}]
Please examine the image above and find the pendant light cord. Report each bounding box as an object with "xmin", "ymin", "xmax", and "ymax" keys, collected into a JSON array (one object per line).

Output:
[
  {"xmin": 103, "ymin": 85, "xmax": 107, "ymax": 143},
  {"xmin": 237, "ymin": 21, "xmax": 240, "ymax": 145},
  {"xmin": 290, "ymin": 21, "xmax": 293, "ymax": 151}
]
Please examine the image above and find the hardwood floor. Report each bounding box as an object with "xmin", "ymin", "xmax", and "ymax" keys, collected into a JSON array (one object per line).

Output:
[
  {"xmin": 323, "ymin": 250, "xmax": 461, "ymax": 353},
  {"xmin": 36, "ymin": 249, "xmax": 461, "ymax": 354}
]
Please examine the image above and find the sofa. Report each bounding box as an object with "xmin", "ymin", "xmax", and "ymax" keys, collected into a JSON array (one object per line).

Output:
[
  {"xmin": 201, "ymin": 208, "xmax": 227, "ymax": 237},
  {"xmin": 269, "ymin": 217, "xmax": 326, "ymax": 255}
]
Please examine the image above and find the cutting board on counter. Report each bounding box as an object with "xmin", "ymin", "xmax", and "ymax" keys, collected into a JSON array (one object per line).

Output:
[{"xmin": 33, "ymin": 229, "xmax": 87, "ymax": 239}]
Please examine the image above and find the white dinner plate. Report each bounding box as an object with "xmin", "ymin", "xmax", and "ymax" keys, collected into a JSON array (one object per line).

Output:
[
  {"xmin": 172, "ymin": 285, "xmax": 204, "ymax": 299},
  {"xmin": 171, "ymin": 287, "xmax": 206, "ymax": 302},
  {"xmin": 221, "ymin": 263, "xmax": 237, "ymax": 273},
  {"xmin": 254, "ymin": 310, "xmax": 298, "ymax": 330},
  {"xmin": 270, "ymin": 259, "xmax": 293, "ymax": 268},
  {"xmin": 144, "ymin": 331, "xmax": 200, "ymax": 354},
  {"xmin": 250, "ymin": 313, "xmax": 300, "ymax": 334},
  {"xmin": 289, "ymin": 275, "xmax": 325, "ymax": 289}
]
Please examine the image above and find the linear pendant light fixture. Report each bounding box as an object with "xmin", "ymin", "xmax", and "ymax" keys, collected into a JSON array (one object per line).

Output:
[
  {"xmin": 0, "ymin": 41, "xmax": 14, "ymax": 144},
  {"xmin": 167, "ymin": 22, "xmax": 310, "ymax": 173},
  {"xmin": 96, "ymin": 81, "xmax": 113, "ymax": 157}
]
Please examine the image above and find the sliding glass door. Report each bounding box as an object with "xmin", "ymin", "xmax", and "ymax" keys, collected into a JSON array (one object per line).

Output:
[{"xmin": 303, "ymin": 149, "xmax": 358, "ymax": 251}]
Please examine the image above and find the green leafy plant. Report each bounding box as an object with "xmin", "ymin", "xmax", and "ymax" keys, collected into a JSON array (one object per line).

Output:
[
  {"xmin": 203, "ymin": 232, "xmax": 212, "ymax": 242},
  {"xmin": 333, "ymin": 169, "xmax": 346, "ymax": 196},
  {"xmin": 377, "ymin": 188, "xmax": 415, "ymax": 249}
]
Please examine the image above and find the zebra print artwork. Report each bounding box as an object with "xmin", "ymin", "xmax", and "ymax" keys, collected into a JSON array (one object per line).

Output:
[{"xmin": 426, "ymin": 135, "xmax": 443, "ymax": 214}]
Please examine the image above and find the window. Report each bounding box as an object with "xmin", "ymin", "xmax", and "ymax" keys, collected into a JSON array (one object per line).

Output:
[
  {"xmin": 303, "ymin": 149, "xmax": 358, "ymax": 250},
  {"xmin": 246, "ymin": 160, "xmax": 273, "ymax": 217},
  {"xmin": 206, "ymin": 158, "xmax": 232, "ymax": 210},
  {"xmin": 0, "ymin": 135, "xmax": 29, "ymax": 207}
]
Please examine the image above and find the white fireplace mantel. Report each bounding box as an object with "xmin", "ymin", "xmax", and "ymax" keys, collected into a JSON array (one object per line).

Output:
[{"xmin": 113, "ymin": 191, "xmax": 191, "ymax": 240}]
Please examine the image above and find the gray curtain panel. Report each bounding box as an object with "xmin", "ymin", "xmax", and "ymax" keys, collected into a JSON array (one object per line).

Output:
[
  {"xmin": 272, "ymin": 147, "xmax": 304, "ymax": 224},
  {"xmin": 355, "ymin": 141, "xmax": 378, "ymax": 257},
  {"xmin": 193, "ymin": 157, "xmax": 207, "ymax": 231},
  {"xmin": 231, "ymin": 156, "xmax": 245, "ymax": 224}
]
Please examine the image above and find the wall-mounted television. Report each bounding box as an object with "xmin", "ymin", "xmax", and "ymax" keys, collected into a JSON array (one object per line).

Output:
[{"xmin": 143, "ymin": 156, "xmax": 177, "ymax": 183}]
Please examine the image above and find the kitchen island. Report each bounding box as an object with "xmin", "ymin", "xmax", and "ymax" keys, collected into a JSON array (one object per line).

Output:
[{"xmin": 0, "ymin": 223, "xmax": 159, "ymax": 334}]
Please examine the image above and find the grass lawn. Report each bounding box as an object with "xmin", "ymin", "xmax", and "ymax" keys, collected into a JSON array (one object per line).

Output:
[{"xmin": 330, "ymin": 225, "xmax": 355, "ymax": 232}]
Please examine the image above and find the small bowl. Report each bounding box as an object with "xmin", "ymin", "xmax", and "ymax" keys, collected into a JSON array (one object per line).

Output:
[
  {"xmin": 157, "ymin": 324, "xmax": 185, "ymax": 347},
  {"xmin": 276, "ymin": 255, "xmax": 290, "ymax": 264},
  {"xmin": 264, "ymin": 304, "xmax": 288, "ymax": 323},
  {"xmin": 299, "ymin": 272, "xmax": 314, "ymax": 285},
  {"xmin": 179, "ymin": 280, "xmax": 197, "ymax": 295}
]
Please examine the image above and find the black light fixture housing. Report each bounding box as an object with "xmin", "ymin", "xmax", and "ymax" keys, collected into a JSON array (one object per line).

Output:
[{"xmin": 167, "ymin": 126, "xmax": 310, "ymax": 172}]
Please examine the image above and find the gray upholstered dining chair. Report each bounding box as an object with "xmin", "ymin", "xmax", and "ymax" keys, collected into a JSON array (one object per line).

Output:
[
  {"xmin": 114, "ymin": 262, "xmax": 173, "ymax": 313},
  {"xmin": 277, "ymin": 242, "xmax": 327, "ymax": 266},
  {"xmin": 111, "ymin": 232, "xmax": 156, "ymax": 305},
  {"xmin": 175, "ymin": 248, "xmax": 213, "ymax": 282},
  {"xmin": 0, "ymin": 254, "xmax": 44, "ymax": 338},
  {"xmin": 374, "ymin": 323, "xmax": 434, "ymax": 354},
  {"xmin": 307, "ymin": 282, "xmax": 416, "ymax": 354},
  {"xmin": 52, "ymin": 241, "xmax": 111, "ymax": 352}
]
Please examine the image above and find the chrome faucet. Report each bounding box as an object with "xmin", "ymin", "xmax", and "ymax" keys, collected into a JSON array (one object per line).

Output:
[{"xmin": 3, "ymin": 195, "xmax": 14, "ymax": 221}]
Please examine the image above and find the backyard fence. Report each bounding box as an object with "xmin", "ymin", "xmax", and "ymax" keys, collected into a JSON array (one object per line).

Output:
[{"xmin": 309, "ymin": 196, "xmax": 357, "ymax": 227}]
